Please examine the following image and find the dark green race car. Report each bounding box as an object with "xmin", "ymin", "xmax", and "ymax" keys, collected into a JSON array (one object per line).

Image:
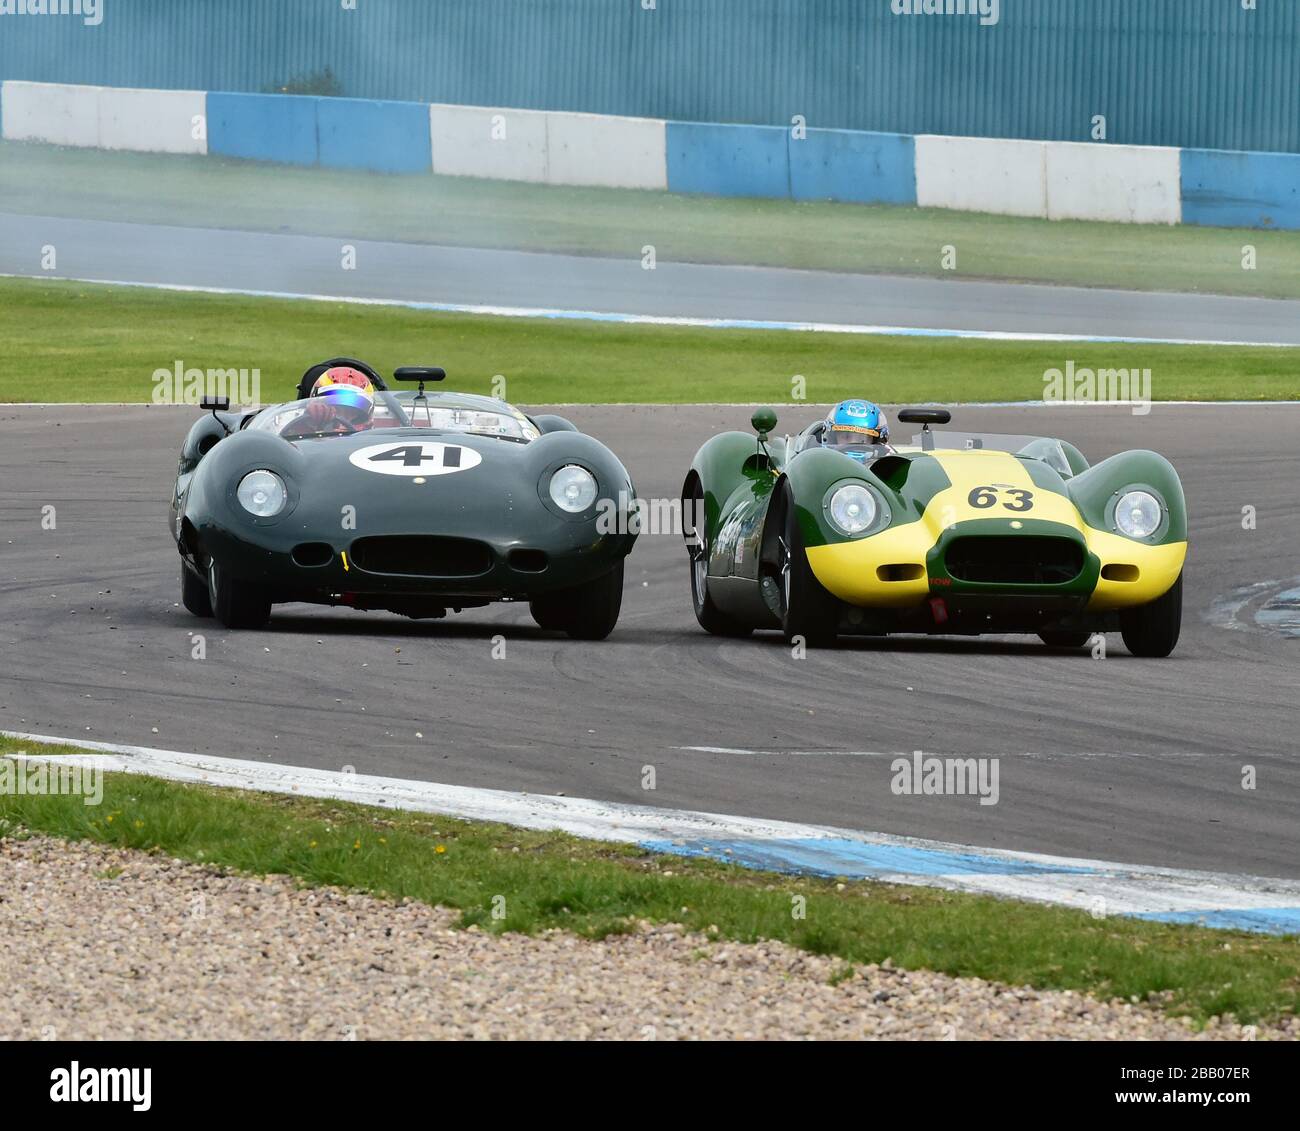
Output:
[
  {"xmin": 682, "ymin": 406, "xmax": 1187, "ymax": 656},
  {"xmin": 171, "ymin": 359, "xmax": 637, "ymax": 638}
]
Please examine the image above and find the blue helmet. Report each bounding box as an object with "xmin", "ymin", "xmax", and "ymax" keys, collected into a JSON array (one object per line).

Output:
[{"xmin": 825, "ymin": 400, "xmax": 889, "ymax": 452}]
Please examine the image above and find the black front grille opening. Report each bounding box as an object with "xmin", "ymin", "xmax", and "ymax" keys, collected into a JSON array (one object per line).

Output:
[
  {"xmin": 292, "ymin": 542, "xmax": 334, "ymax": 567},
  {"xmin": 877, "ymin": 563, "xmax": 924, "ymax": 582},
  {"xmin": 945, "ymin": 536, "xmax": 1083, "ymax": 585},
  {"xmin": 350, "ymin": 536, "xmax": 492, "ymax": 578},
  {"xmin": 507, "ymin": 549, "xmax": 549, "ymax": 573}
]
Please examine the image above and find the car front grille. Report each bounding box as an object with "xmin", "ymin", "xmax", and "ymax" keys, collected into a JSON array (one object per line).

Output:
[
  {"xmin": 944, "ymin": 536, "xmax": 1083, "ymax": 585},
  {"xmin": 349, "ymin": 536, "xmax": 492, "ymax": 578}
]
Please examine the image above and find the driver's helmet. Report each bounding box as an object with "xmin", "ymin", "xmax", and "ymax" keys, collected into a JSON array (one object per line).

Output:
[
  {"xmin": 824, "ymin": 400, "xmax": 889, "ymax": 449},
  {"xmin": 309, "ymin": 366, "xmax": 375, "ymax": 428}
]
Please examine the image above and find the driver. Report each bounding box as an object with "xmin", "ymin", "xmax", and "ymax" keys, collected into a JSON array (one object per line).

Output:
[
  {"xmin": 823, "ymin": 399, "xmax": 890, "ymax": 462},
  {"xmin": 285, "ymin": 366, "xmax": 376, "ymax": 437}
]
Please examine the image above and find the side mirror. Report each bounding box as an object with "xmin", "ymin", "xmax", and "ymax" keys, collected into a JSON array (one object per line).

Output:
[{"xmin": 751, "ymin": 407, "xmax": 778, "ymax": 439}]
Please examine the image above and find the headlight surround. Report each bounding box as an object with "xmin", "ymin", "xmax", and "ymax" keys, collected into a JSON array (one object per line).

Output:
[
  {"xmin": 548, "ymin": 465, "xmax": 598, "ymax": 514},
  {"xmin": 1114, "ymin": 489, "xmax": 1162, "ymax": 539},
  {"xmin": 827, "ymin": 483, "xmax": 878, "ymax": 536},
  {"xmin": 236, "ymin": 470, "xmax": 287, "ymax": 518}
]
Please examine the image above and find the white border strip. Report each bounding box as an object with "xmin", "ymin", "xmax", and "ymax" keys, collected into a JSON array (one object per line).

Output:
[{"xmin": 3, "ymin": 272, "xmax": 1296, "ymax": 348}]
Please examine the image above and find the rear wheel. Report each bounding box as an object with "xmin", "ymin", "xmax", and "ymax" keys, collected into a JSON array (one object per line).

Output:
[
  {"xmin": 778, "ymin": 489, "xmax": 839, "ymax": 647},
  {"xmin": 207, "ymin": 559, "xmax": 272, "ymax": 629},
  {"xmin": 181, "ymin": 562, "xmax": 212, "ymax": 617},
  {"xmin": 1121, "ymin": 572, "xmax": 1182, "ymax": 658},
  {"xmin": 686, "ymin": 485, "xmax": 751, "ymax": 637},
  {"xmin": 529, "ymin": 559, "xmax": 625, "ymax": 641},
  {"xmin": 1038, "ymin": 630, "xmax": 1091, "ymax": 649}
]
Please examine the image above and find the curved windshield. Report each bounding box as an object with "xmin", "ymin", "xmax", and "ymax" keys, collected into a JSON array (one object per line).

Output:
[
  {"xmin": 247, "ymin": 391, "xmax": 540, "ymax": 443},
  {"xmin": 247, "ymin": 391, "xmax": 407, "ymax": 440},
  {"xmin": 393, "ymin": 392, "xmax": 539, "ymax": 442}
]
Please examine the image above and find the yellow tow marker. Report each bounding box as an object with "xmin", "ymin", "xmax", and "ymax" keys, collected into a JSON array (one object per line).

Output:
[{"xmin": 341, "ymin": 550, "xmax": 350, "ymax": 572}]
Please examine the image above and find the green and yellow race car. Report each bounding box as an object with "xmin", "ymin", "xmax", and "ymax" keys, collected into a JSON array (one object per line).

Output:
[{"xmin": 681, "ymin": 404, "xmax": 1186, "ymax": 656}]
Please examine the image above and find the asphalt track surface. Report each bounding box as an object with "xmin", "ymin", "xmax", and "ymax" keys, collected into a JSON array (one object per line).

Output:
[
  {"xmin": 1, "ymin": 402, "xmax": 1297, "ymax": 878},
  {"xmin": 4, "ymin": 212, "xmax": 1300, "ymax": 344}
]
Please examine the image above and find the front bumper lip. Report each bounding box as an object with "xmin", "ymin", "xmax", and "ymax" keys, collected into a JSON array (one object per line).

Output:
[
  {"xmin": 193, "ymin": 524, "xmax": 633, "ymax": 598},
  {"xmin": 805, "ymin": 520, "xmax": 1186, "ymax": 610}
]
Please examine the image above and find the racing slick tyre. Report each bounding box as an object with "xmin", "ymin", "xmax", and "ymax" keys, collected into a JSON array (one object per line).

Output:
[
  {"xmin": 1038, "ymin": 630, "xmax": 1091, "ymax": 649},
  {"xmin": 778, "ymin": 488, "xmax": 839, "ymax": 648},
  {"xmin": 181, "ymin": 562, "xmax": 213, "ymax": 618},
  {"xmin": 686, "ymin": 483, "xmax": 752, "ymax": 638},
  {"xmin": 1120, "ymin": 571, "xmax": 1182, "ymax": 658},
  {"xmin": 530, "ymin": 559, "xmax": 625, "ymax": 641},
  {"xmin": 207, "ymin": 559, "xmax": 272, "ymax": 629}
]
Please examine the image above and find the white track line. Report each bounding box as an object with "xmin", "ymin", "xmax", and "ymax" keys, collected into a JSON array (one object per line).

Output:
[{"xmin": 4, "ymin": 272, "xmax": 1297, "ymax": 348}]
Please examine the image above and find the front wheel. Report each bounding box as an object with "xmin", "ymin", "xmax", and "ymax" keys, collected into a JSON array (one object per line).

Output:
[
  {"xmin": 207, "ymin": 559, "xmax": 272, "ymax": 629},
  {"xmin": 181, "ymin": 562, "xmax": 213, "ymax": 617},
  {"xmin": 778, "ymin": 489, "xmax": 839, "ymax": 647},
  {"xmin": 1120, "ymin": 572, "xmax": 1182, "ymax": 658},
  {"xmin": 529, "ymin": 559, "xmax": 625, "ymax": 640}
]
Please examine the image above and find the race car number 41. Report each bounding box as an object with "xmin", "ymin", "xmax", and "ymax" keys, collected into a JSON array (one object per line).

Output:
[{"xmin": 348, "ymin": 441, "xmax": 483, "ymax": 477}]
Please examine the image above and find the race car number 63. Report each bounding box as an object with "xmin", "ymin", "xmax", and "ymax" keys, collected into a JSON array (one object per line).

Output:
[
  {"xmin": 968, "ymin": 485, "xmax": 1034, "ymax": 512},
  {"xmin": 348, "ymin": 441, "xmax": 483, "ymax": 477}
]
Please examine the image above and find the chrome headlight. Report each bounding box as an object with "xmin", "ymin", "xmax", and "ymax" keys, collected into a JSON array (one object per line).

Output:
[
  {"xmin": 1115, "ymin": 490, "xmax": 1161, "ymax": 539},
  {"xmin": 237, "ymin": 470, "xmax": 287, "ymax": 518},
  {"xmin": 549, "ymin": 465, "xmax": 597, "ymax": 513},
  {"xmin": 828, "ymin": 484, "xmax": 877, "ymax": 535}
]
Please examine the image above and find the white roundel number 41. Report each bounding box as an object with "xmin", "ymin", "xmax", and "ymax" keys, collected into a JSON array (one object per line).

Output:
[{"xmin": 348, "ymin": 441, "xmax": 483, "ymax": 477}]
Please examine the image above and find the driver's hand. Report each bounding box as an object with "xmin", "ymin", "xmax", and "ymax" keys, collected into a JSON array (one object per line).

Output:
[{"xmin": 305, "ymin": 398, "xmax": 333, "ymax": 423}]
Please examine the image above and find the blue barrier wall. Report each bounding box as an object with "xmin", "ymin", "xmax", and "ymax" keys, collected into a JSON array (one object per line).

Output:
[
  {"xmin": 317, "ymin": 98, "xmax": 431, "ymax": 174},
  {"xmin": 666, "ymin": 123, "xmax": 789, "ymax": 199},
  {"xmin": 208, "ymin": 92, "xmax": 318, "ymax": 166},
  {"xmin": 1, "ymin": 0, "xmax": 1296, "ymax": 154},
  {"xmin": 789, "ymin": 129, "xmax": 916, "ymax": 206},
  {"xmin": 1180, "ymin": 149, "xmax": 1300, "ymax": 232}
]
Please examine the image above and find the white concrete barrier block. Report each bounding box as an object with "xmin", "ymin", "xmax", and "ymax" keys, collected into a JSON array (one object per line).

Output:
[
  {"xmin": 429, "ymin": 104, "xmax": 549, "ymax": 182},
  {"xmin": 915, "ymin": 135, "xmax": 1047, "ymax": 218},
  {"xmin": 2, "ymin": 80, "xmax": 101, "ymax": 147},
  {"xmin": 545, "ymin": 112, "xmax": 667, "ymax": 190},
  {"xmin": 1045, "ymin": 142, "xmax": 1181, "ymax": 224},
  {"xmin": 98, "ymin": 87, "xmax": 207, "ymax": 155}
]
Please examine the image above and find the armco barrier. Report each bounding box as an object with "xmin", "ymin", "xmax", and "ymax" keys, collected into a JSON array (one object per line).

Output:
[
  {"xmin": 207, "ymin": 92, "xmax": 319, "ymax": 166},
  {"xmin": 915, "ymin": 135, "xmax": 1047, "ymax": 218},
  {"xmin": 98, "ymin": 87, "xmax": 207, "ymax": 155},
  {"xmin": 545, "ymin": 111, "xmax": 666, "ymax": 191},
  {"xmin": 666, "ymin": 122, "xmax": 790, "ymax": 199},
  {"xmin": 4, "ymin": 79, "xmax": 1296, "ymax": 233},
  {"xmin": 789, "ymin": 128, "xmax": 915, "ymax": 205},
  {"xmin": 1, "ymin": 80, "xmax": 99, "ymax": 147},
  {"xmin": 1180, "ymin": 148, "xmax": 1300, "ymax": 231},
  {"xmin": 430, "ymin": 104, "xmax": 548, "ymax": 182},
  {"xmin": 1046, "ymin": 142, "xmax": 1181, "ymax": 225},
  {"xmin": 317, "ymin": 97, "xmax": 431, "ymax": 174}
]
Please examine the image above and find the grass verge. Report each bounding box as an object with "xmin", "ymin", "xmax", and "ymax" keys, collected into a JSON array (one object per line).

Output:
[
  {"xmin": 3, "ymin": 277, "xmax": 1297, "ymax": 404},
  {"xmin": 2, "ymin": 735, "xmax": 1297, "ymax": 1027},
  {"xmin": 3, "ymin": 139, "xmax": 1299, "ymax": 299}
]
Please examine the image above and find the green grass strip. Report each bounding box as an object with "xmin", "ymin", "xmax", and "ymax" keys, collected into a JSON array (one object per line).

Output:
[{"xmin": 2, "ymin": 277, "xmax": 1296, "ymax": 404}]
